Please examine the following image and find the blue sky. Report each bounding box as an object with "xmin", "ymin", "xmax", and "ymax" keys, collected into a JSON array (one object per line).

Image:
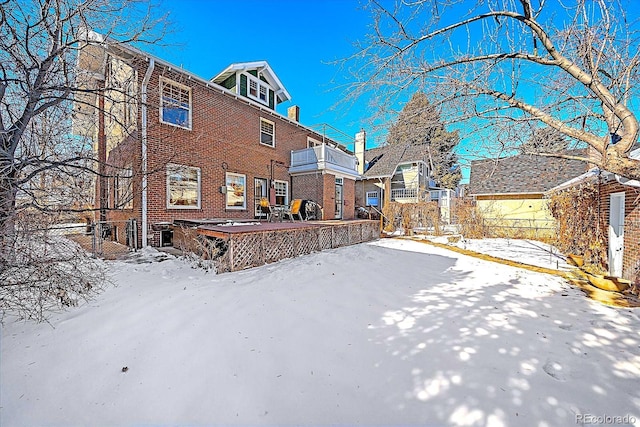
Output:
[
  {"xmin": 149, "ymin": 0, "xmax": 639, "ymax": 185},
  {"xmin": 153, "ymin": 0, "xmax": 373, "ymax": 148}
]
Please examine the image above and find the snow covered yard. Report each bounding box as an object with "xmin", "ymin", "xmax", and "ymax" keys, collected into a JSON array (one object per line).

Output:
[{"xmin": 2, "ymin": 238, "xmax": 639, "ymax": 426}]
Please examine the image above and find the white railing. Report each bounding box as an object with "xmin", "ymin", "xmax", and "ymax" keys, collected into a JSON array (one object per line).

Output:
[
  {"xmin": 290, "ymin": 144, "xmax": 358, "ymax": 173},
  {"xmin": 391, "ymin": 188, "xmax": 419, "ymax": 200},
  {"xmin": 390, "ymin": 188, "xmax": 453, "ymax": 204}
]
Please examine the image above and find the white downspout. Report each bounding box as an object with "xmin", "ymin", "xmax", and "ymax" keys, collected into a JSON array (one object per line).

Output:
[{"xmin": 141, "ymin": 58, "xmax": 154, "ymax": 247}]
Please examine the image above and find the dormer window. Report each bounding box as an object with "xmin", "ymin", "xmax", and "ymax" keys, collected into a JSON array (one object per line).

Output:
[
  {"xmin": 259, "ymin": 85, "xmax": 267, "ymax": 102},
  {"xmin": 211, "ymin": 62, "xmax": 291, "ymax": 110},
  {"xmin": 247, "ymin": 74, "xmax": 269, "ymax": 105}
]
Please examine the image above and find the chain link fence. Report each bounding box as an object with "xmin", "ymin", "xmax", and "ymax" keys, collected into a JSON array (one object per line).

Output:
[
  {"xmin": 49, "ymin": 219, "xmax": 139, "ymax": 259},
  {"xmin": 478, "ymin": 217, "xmax": 556, "ymax": 241}
]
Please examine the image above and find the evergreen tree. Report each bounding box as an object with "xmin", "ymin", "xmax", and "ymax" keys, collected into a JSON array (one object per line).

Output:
[
  {"xmin": 520, "ymin": 127, "xmax": 570, "ymax": 154},
  {"xmin": 386, "ymin": 93, "xmax": 461, "ymax": 189}
]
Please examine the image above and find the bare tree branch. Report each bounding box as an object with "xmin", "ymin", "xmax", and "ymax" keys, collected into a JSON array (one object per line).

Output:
[{"xmin": 344, "ymin": 0, "xmax": 640, "ymax": 179}]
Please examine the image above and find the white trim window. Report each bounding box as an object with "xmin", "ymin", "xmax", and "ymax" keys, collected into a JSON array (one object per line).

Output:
[
  {"xmin": 160, "ymin": 78, "xmax": 192, "ymax": 130},
  {"xmin": 167, "ymin": 164, "xmax": 200, "ymax": 209},
  {"xmin": 247, "ymin": 74, "xmax": 269, "ymax": 105},
  {"xmin": 366, "ymin": 190, "xmax": 379, "ymax": 207},
  {"xmin": 226, "ymin": 172, "xmax": 246, "ymax": 209},
  {"xmin": 115, "ymin": 167, "xmax": 133, "ymax": 209},
  {"xmin": 260, "ymin": 118, "xmax": 275, "ymax": 147},
  {"xmin": 274, "ymin": 180, "xmax": 288, "ymax": 206}
]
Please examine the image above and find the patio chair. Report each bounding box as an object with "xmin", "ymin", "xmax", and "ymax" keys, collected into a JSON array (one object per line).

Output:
[
  {"xmin": 259, "ymin": 198, "xmax": 279, "ymax": 222},
  {"xmin": 283, "ymin": 199, "xmax": 303, "ymax": 221}
]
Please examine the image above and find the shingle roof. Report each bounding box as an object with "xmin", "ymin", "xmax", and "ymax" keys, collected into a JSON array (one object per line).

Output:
[
  {"xmin": 468, "ymin": 152, "xmax": 589, "ymax": 195},
  {"xmin": 363, "ymin": 143, "xmax": 430, "ymax": 178}
]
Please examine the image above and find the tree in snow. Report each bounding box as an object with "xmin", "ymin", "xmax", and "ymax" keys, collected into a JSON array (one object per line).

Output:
[
  {"xmin": 0, "ymin": 0, "xmax": 167, "ymax": 320},
  {"xmin": 386, "ymin": 92, "xmax": 461, "ymax": 188},
  {"xmin": 349, "ymin": 0, "xmax": 640, "ymax": 178}
]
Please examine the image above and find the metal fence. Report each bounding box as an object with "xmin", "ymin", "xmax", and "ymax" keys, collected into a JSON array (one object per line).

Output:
[
  {"xmin": 478, "ymin": 217, "xmax": 556, "ymax": 240},
  {"xmin": 47, "ymin": 219, "xmax": 139, "ymax": 259}
]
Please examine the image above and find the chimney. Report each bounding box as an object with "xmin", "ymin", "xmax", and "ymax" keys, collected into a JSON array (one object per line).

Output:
[
  {"xmin": 355, "ymin": 129, "xmax": 366, "ymax": 175},
  {"xmin": 288, "ymin": 105, "xmax": 300, "ymax": 122}
]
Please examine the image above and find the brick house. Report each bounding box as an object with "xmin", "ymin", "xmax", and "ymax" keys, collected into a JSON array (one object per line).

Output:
[
  {"xmin": 549, "ymin": 155, "xmax": 640, "ymax": 282},
  {"xmin": 74, "ymin": 39, "xmax": 359, "ymax": 248}
]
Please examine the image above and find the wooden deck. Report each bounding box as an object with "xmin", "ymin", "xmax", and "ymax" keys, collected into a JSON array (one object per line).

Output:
[{"xmin": 173, "ymin": 219, "xmax": 380, "ymax": 273}]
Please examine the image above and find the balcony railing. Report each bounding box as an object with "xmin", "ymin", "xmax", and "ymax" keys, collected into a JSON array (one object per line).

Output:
[
  {"xmin": 391, "ymin": 188, "xmax": 420, "ymax": 200},
  {"xmin": 390, "ymin": 188, "xmax": 453, "ymax": 207},
  {"xmin": 289, "ymin": 144, "xmax": 358, "ymax": 176}
]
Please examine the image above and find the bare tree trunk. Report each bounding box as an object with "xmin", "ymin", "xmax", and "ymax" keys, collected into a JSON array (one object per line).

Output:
[{"xmin": 0, "ymin": 164, "xmax": 17, "ymax": 258}]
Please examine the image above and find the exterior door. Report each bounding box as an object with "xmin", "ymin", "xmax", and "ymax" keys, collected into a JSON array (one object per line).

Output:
[
  {"xmin": 608, "ymin": 192, "xmax": 625, "ymax": 277},
  {"xmin": 254, "ymin": 178, "xmax": 268, "ymax": 218},
  {"xmin": 335, "ymin": 178, "xmax": 343, "ymax": 219}
]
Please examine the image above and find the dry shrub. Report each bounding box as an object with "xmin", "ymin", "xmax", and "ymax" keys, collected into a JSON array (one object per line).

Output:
[
  {"xmin": 173, "ymin": 226, "xmax": 227, "ymax": 271},
  {"xmin": 382, "ymin": 201, "xmax": 441, "ymax": 234},
  {"xmin": 548, "ymin": 183, "xmax": 606, "ymax": 271},
  {"xmin": 452, "ymin": 199, "xmax": 486, "ymax": 238},
  {"xmin": 1, "ymin": 213, "xmax": 108, "ymax": 322}
]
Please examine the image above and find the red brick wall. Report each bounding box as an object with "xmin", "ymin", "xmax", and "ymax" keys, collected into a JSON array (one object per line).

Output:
[
  {"xmin": 343, "ymin": 178, "xmax": 355, "ymax": 220},
  {"xmin": 355, "ymin": 180, "xmax": 365, "ymax": 208},
  {"xmin": 598, "ymin": 181, "xmax": 640, "ymax": 282},
  {"xmin": 292, "ymin": 173, "xmax": 324, "ymax": 204},
  {"xmin": 322, "ymin": 174, "xmax": 335, "ymax": 220},
  {"xmin": 291, "ymin": 173, "xmax": 355, "ymax": 219},
  {"xmin": 104, "ymin": 62, "xmax": 364, "ymax": 246},
  {"xmin": 104, "ymin": 133, "xmax": 142, "ymax": 245}
]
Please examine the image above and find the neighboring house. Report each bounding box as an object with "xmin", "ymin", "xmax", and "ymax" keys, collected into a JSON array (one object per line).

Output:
[
  {"xmin": 549, "ymin": 150, "xmax": 640, "ymax": 281},
  {"xmin": 467, "ymin": 153, "xmax": 589, "ymax": 236},
  {"xmin": 74, "ymin": 38, "xmax": 359, "ymax": 248},
  {"xmin": 354, "ymin": 138, "xmax": 445, "ymax": 210}
]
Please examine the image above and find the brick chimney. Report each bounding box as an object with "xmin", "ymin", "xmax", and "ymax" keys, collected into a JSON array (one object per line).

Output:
[
  {"xmin": 287, "ymin": 105, "xmax": 300, "ymax": 122},
  {"xmin": 355, "ymin": 130, "xmax": 366, "ymax": 175}
]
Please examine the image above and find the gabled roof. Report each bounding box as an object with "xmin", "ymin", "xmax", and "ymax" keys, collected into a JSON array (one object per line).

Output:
[
  {"xmin": 210, "ymin": 61, "xmax": 291, "ymax": 104},
  {"xmin": 468, "ymin": 151, "xmax": 589, "ymax": 195},
  {"xmin": 363, "ymin": 143, "xmax": 430, "ymax": 179}
]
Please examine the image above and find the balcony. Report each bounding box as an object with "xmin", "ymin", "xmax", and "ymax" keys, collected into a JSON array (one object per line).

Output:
[
  {"xmin": 390, "ymin": 188, "xmax": 453, "ymax": 205},
  {"xmin": 289, "ymin": 144, "xmax": 359, "ymax": 178},
  {"xmin": 390, "ymin": 187, "xmax": 424, "ymax": 203}
]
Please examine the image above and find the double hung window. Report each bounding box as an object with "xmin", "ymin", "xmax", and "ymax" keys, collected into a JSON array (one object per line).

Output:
[
  {"xmin": 260, "ymin": 118, "xmax": 275, "ymax": 147},
  {"xmin": 247, "ymin": 74, "xmax": 269, "ymax": 105},
  {"xmin": 160, "ymin": 78, "xmax": 192, "ymax": 130}
]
